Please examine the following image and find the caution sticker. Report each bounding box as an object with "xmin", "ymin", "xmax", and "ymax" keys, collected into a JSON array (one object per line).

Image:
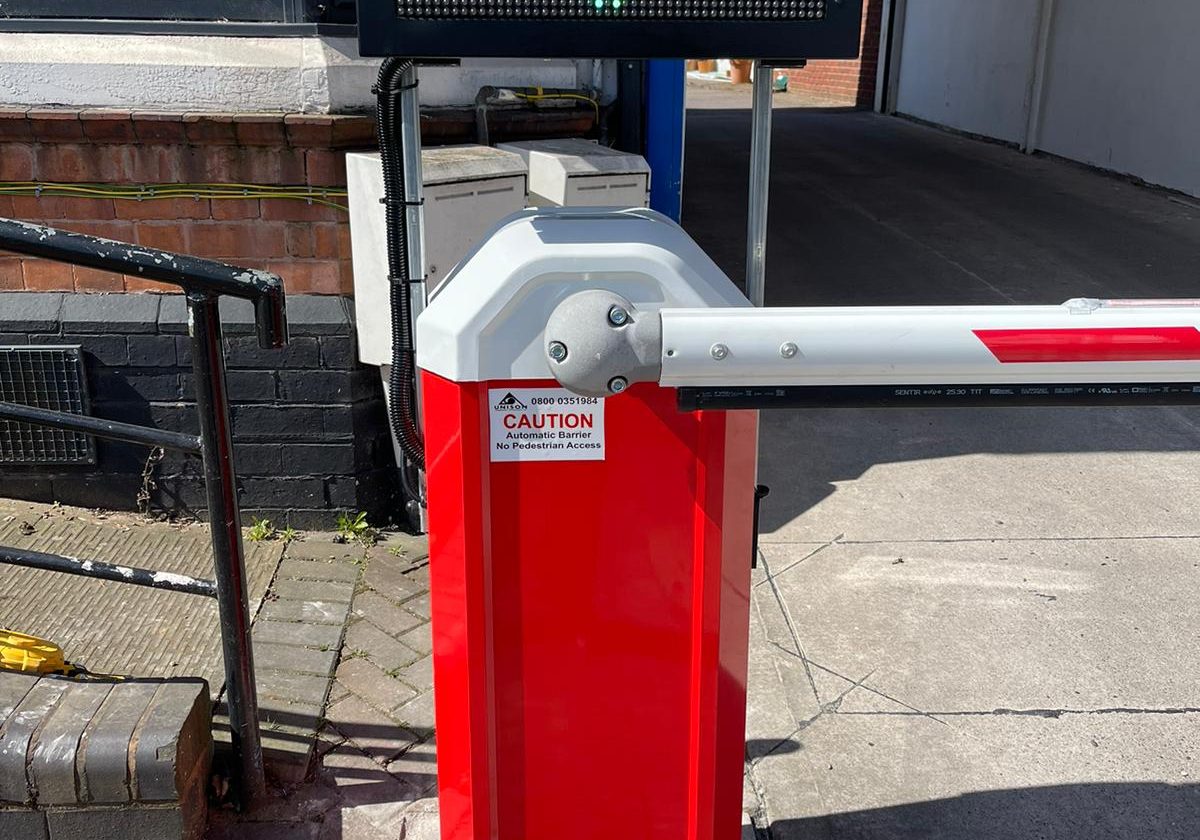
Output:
[{"xmin": 489, "ymin": 387, "xmax": 605, "ymax": 462}]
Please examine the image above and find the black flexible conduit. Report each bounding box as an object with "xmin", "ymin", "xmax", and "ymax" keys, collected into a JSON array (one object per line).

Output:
[{"xmin": 375, "ymin": 57, "xmax": 426, "ymax": 472}]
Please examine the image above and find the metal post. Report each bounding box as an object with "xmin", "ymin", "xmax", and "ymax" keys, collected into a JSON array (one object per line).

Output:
[
  {"xmin": 186, "ymin": 292, "xmax": 266, "ymax": 806},
  {"xmin": 645, "ymin": 59, "xmax": 687, "ymax": 222},
  {"xmin": 398, "ymin": 62, "xmax": 432, "ymax": 532},
  {"xmin": 400, "ymin": 62, "xmax": 427, "ymax": 314},
  {"xmin": 745, "ymin": 60, "xmax": 774, "ymax": 307}
]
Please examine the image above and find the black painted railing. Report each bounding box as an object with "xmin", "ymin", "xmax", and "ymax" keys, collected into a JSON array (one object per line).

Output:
[{"xmin": 0, "ymin": 217, "xmax": 288, "ymax": 806}]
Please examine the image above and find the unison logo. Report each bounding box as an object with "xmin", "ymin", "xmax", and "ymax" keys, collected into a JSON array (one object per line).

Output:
[{"xmin": 494, "ymin": 392, "xmax": 527, "ymax": 411}]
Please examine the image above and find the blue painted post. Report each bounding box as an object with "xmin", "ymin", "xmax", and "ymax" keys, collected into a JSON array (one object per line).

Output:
[{"xmin": 644, "ymin": 59, "xmax": 686, "ymax": 222}]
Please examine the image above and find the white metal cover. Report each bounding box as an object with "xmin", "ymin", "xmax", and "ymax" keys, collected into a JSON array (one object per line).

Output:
[
  {"xmin": 347, "ymin": 148, "xmax": 529, "ymax": 366},
  {"xmin": 416, "ymin": 207, "xmax": 748, "ymax": 383},
  {"xmin": 497, "ymin": 139, "xmax": 650, "ymax": 208}
]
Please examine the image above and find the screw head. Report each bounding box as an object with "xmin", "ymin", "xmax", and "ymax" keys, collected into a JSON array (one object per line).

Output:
[
  {"xmin": 608, "ymin": 376, "xmax": 628, "ymax": 394},
  {"xmin": 547, "ymin": 341, "xmax": 568, "ymax": 362},
  {"xmin": 710, "ymin": 343, "xmax": 730, "ymax": 361},
  {"xmin": 780, "ymin": 342, "xmax": 799, "ymax": 359},
  {"xmin": 608, "ymin": 306, "xmax": 630, "ymax": 327}
]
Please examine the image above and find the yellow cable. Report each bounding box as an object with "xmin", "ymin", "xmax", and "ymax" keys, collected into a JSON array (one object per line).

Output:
[
  {"xmin": 0, "ymin": 182, "xmax": 348, "ymax": 212},
  {"xmin": 511, "ymin": 91, "xmax": 601, "ymax": 119},
  {"xmin": 0, "ymin": 182, "xmax": 347, "ymax": 196}
]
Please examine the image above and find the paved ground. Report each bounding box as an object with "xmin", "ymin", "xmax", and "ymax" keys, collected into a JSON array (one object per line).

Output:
[
  {"xmin": 0, "ymin": 500, "xmax": 281, "ymax": 689},
  {"xmin": 208, "ymin": 532, "xmax": 439, "ymax": 840},
  {"xmin": 684, "ymin": 86, "xmax": 1200, "ymax": 837}
]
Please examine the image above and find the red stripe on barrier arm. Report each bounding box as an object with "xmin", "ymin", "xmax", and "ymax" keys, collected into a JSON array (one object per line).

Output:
[{"xmin": 974, "ymin": 327, "xmax": 1200, "ymax": 363}]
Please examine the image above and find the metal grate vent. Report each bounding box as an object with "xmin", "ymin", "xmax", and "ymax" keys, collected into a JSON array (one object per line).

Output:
[{"xmin": 0, "ymin": 346, "xmax": 95, "ymax": 465}]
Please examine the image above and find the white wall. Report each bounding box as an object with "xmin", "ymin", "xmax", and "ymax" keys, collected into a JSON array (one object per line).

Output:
[
  {"xmin": 1036, "ymin": 0, "xmax": 1200, "ymax": 198},
  {"xmin": 894, "ymin": 0, "xmax": 1042, "ymax": 145},
  {"xmin": 892, "ymin": 0, "xmax": 1200, "ymax": 197},
  {"xmin": 0, "ymin": 33, "xmax": 602, "ymax": 113}
]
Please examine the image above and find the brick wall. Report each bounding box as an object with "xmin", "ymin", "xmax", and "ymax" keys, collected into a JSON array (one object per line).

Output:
[
  {"xmin": 0, "ymin": 294, "xmax": 398, "ymax": 529},
  {"xmin": 785, "ymin": 0, "xmax": 885, "ymax": 107},
  {"xmin": 0, "ymin": 110, "xmax": 377, "ymax": 296}
]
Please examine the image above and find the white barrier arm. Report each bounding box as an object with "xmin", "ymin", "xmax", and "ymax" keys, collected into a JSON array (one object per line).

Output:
[
  {"xmin": 543, "ymin": 292, "xmax": 1200, "ymax": 407},
  {"xmin": 660, "ymin": 298, "xmax": 1200, "ymax": 387}
]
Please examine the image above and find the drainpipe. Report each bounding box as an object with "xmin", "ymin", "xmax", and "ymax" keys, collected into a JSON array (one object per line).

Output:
[
  {"xmin": 873, "ymin": 0, "xmax": 895, "ymax": 114},
  {"xmin": 882, "ymin": 0, "xmax": 908, "ymax": 115},
  {"xmin": 1023, "ymin": 0, "xmax": 1057, "ymax": 154}
]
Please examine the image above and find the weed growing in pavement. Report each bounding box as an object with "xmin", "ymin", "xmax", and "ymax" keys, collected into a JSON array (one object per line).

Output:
[
  {"xmin": 247, "ymin": 517, "xmax": 277, "ymax": 542},
  {"xmin": 335, "ymin": 511, "xmax": 377, "ymax": 546}
]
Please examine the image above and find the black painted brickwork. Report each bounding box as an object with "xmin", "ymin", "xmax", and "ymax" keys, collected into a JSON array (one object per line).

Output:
[{"xmin": 0, "ymin": 292, "xmax": 399, "ymax": 529}]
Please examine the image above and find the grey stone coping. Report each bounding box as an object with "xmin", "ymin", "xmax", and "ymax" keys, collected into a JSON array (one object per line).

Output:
[
  {"xmin": 61, "ymin": 293, "xmax": 160, "ymax": 335},
  {"xmin": 219, "ymin": 294, "xmax": 353, "ymax": 336},
  {"xmin": 282, "ymin": 295, "xmax": 355, "ymax": 336},
  {"xmin": 156, "ymin": 295, "xmax": 188, "ymax": 335},
  {"xmin": 0, "ymin": 674, "xmax": 211, "ymax": 809},
  {"xmin": 0, "ymin": 292, "xmax": 353, "ymax": 339},
  {"xmin": 0, "ymin": 293, "xmax": 64, "ymax": 333}
]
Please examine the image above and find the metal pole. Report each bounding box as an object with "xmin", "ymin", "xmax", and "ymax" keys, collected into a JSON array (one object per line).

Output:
[
  {"xmin": 745, "ymin": 60, "xmax": 774, "ymax": 308},
  {"xmin": 186, "ymin": 292, "xmax": 265, "ymax": 806},
  {"xmin": 0, "ymin": 400, "xmax": 201, "ymax": 454},
  {"xmin": 399, "ymin": 62, "xmax": 431, "ymax": 532},
  {"xmin": 400, "ymin": 63, "xmax": 427, "ymax": 314}
]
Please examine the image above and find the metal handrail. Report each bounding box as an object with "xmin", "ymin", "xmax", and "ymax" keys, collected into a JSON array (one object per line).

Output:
[
  {"xmin": 0, "ymin": 545, "xmax": 218, "ymax": 597},
  {"xmin": 0, "ymin": 217, "xmax": 287, "ymax": 806},
  {"xmin": 0, "ymin": 400, "xmax": 201, "ymax": 453},
  {"xmin": 0, "ymin": 218, "xmax": 287, "ymax": 349}
]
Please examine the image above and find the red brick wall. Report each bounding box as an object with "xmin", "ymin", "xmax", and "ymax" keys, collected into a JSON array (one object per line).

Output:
[
  {"xmin": 0, "ymin": 110, "xmax": 377, "ymax": 295},
  {"xmin": 785, "ymin": 0, "xmax": 885, "ymax": 107}
]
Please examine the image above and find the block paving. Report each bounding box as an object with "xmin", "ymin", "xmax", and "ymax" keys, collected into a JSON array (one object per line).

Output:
[{"xmin": 209, "ymin": 530, "xmax": 439, "ymax": 840}]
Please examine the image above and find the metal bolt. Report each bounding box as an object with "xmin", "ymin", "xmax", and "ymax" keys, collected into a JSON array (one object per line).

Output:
[
  {"xmin": 608, "ymin": 376, "xmax": 628, "ymax": 394},
  {"xmin": 710, "ymin": 343, "xmax": 730, "ymax": 361},
  {"xmin": 780, "ymin": 342, "xmax": 799, "ymax": 359},
  {"xmin": 547, "ymin": 341, "xmax": 568, "ymax": 362},
  {"xmin": 608, "ymin": 306, "xmax": 630, "ymax": 327}
]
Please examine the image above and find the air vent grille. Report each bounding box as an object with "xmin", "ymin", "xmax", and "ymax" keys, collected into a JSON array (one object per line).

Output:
[{"xmin": 0, "ymin": 346, "xmax": 95, "ymax": 465}]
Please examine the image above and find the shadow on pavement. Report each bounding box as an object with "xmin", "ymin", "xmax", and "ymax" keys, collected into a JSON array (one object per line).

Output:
[
  {"xmin": 765, "ymin": 782, "xmax": 1200, "ymax": 840},
  {"xmin": 756, "ymin": 404, "xmax": 1200, "ymax": 533}
]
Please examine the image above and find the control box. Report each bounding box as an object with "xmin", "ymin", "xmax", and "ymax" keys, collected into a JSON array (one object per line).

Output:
[
  {"xmin": 497, "ymin": 139, "xmax": 649, "ymax": 208},
  {"xmin": 346, "ymin": 145, "xmax": 528, "ymax": 366}
]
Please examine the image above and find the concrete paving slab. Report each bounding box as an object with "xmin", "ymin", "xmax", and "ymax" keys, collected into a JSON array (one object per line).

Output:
[
  {"xmin": 757, "ymin": 407, "xmax": 1200, "ymax": 544},
  {"xmin": 761, "ymin": 538, "xmax": 1200, "ymax": 713},
  {"xmin": 0, "ymin": 502, "xmax": 281, "ymax": 692},
  {"xmin": 751, "ymin": 708, "xmax": 1200, "ymax": 840},
  {"xmin": 746, "ymin": 577, "xmax": 823, "ymax": 757}
]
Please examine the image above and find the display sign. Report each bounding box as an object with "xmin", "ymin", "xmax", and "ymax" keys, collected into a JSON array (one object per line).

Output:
[{"xmin": 357, "ymin": 0, "xmax": 863, "ymax": 59}]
